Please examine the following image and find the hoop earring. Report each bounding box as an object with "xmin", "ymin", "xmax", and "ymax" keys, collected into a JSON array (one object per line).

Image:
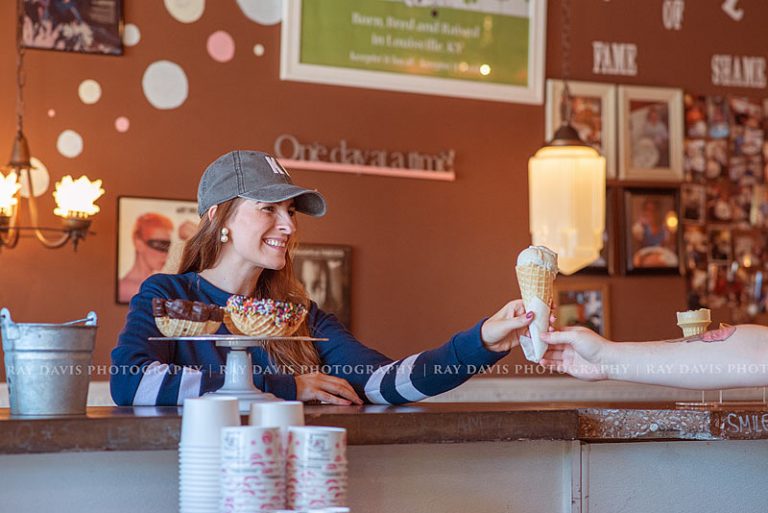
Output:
[{"xmin": 220, "ymin": 227, "xmax": 229, "ymax": 243}]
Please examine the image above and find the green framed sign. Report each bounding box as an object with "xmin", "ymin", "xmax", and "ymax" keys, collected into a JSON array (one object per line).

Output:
[{"xmin": 280, "ymin": 0, "xmax": 546, "ymax": 104}]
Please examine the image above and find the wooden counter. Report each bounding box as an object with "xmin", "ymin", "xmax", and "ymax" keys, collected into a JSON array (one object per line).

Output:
[
  {"xmin": 2, "ymin": 402, "xmax": 768, "ymax": 513},
  {"xmin": 1, "ymin": 402, "xmax": 767, "ymax": 455}
]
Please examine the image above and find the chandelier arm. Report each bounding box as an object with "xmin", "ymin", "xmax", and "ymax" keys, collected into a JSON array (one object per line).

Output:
[{"xmin": 22, "ymin": 169, "xmax": 72, "ymax": 248}]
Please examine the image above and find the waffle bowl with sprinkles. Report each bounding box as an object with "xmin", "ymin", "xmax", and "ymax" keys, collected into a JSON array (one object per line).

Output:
[
  {"xmin": 152, "ymin": 298, "xmax": 224, "ymax": 337},
  {"xmin": 224, "ymin": 295, "xmax": 308, "ymax": 337}
]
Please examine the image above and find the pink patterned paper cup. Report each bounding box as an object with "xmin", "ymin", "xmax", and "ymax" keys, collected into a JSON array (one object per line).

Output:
[{"xmin": 287, "ymin": 427, "xmax": 347, "ymax": 464}]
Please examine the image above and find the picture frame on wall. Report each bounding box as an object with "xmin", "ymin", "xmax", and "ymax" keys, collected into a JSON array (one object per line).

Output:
[
  {"xmin": 116, "ymin": 196, "xmax": 199, "ymax": 304},
  {"xmin": 680, "ymin": 183, "xmax": 706, "ymax": 224},
  {"xmin": 618, "ymin": 86, "xmax": 684, "ymax": 181},
  {"xmin": 281, "ymin": 0, "xmax": 546, "ymax": 104},
  {"xmin": 554, "ymin": 280, "xmax": 611, "ymax": 338},
  {"xmin": 22, "ymin": 0, "xmax": 124, "ymax": 55},
  {"xmin": 292, "ymin": 243, "xmax": 352, "ymax": 328},
  {"xmin": 546, "ymin": 80, "xmax": 617, "ymax": 178},
  {"xmin": 623, "ymin": 188, "xmax": 681, "ymax": 274}
]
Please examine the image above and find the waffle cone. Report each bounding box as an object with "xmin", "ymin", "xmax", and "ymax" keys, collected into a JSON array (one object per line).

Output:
[
  {"xmin": 223, "ymin": 313, "xmax": 244, "ymax": 335},
  {"xmin": 226, "ymin": 309, "xmax": 306, "ymax": 337},
  {"xmin": 155, "ymin": 317, "xmax": 221, "ymax": 337},
  {"xmin": 515, "ymin": 264, "xmax": 556, "ymax": 307},
  {"xmin": 678, "ymin": 321, "xmax": 710, "ymax": 337}
]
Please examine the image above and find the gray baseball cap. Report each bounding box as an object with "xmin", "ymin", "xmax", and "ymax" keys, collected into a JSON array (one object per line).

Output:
[{"xmin": 197, "ymin": 150, "xmax": 327, "ymax": 217}]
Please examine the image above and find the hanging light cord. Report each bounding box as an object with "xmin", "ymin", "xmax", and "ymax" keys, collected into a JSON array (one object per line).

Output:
[
  {"xmin": 559, "ymin": 0, "xmax": 573, "ymax": 126},
  {"xmin": 15, "ymin": 0, "xmax": 25, "ymax": 137}
]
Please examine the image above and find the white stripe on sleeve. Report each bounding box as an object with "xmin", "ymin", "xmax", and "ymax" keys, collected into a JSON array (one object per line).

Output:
[
  {"xmin": 394, "ymin": 353, "xmax": 428, "ymax": 402},
  {"xmin": 364, "ymin": 361, "xmax": 397, "ymax": 404},
  {"xmin": 132, "ymin": 361, "xmax": 169, "ymax": 406},
  {"xmin": 177, "ymin": 366, "xmax": 203, "ymax": 405}
]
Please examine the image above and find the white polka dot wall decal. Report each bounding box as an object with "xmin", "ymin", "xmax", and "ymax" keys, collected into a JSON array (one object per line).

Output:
[
  {"xmin": 123, "ymin": 23, "xmax": 141, "ymax": 46},
  {"xmin": 19, "ymin": 157, "xmax": 50, "ymax": 198},
  {"xmin": 164, "ymin": 0, "xmax": 205, "ymax": 23},
  {"xmin": 207, "ymin": 31, "xmax": 235, "ymax": 62},
  {"xmin": 253, "ymin": 44, "xmax": 265, "ymax": 56},
  {"xmin": 47, "ymin": 109, "xmax": 55, "ymax": 117},
  {"xmin": 236, "ymin": 0, "xmax": 282, "ymax": 25},
  {"xmin": 115, "ymin": 116, "xmax": 130, "ymax": 132},
  {"xmin": 57, "ymin": 130, "xmax": 84, "ymax": 158},
  {"xmin": 78, "ymin": 79, "xmax": 102, "ymax": 104},
  {"xmin": 142, "ymin": 60, "xmax": 189, "ymax": 110}
]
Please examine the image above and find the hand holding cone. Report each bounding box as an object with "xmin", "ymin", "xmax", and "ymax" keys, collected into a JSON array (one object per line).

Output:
[{"xmin": 515, "ymin": 246, "xmax": 558, "ymax": 362}]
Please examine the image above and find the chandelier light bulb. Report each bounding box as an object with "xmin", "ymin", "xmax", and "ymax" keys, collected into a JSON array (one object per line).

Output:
[{"xmin": 53, "ymin": 175, "xmax": 105, "ymax": 219}]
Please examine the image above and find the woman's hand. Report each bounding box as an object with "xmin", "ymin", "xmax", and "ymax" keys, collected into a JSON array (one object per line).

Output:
[
  {"xmin": 481, "ymin": 299, "xmax": 539, "ymax": 353},
  {"xmin": 295, "ymin": 372, "xmax": 363, "ymax": 405},
  {"xmin": 539, "ymin": 327, "xmax": 612, "ymax": 381}
]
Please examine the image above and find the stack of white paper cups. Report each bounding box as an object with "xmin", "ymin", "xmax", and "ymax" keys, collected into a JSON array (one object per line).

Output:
[
  {"xmin": 179, "ymin": 396, "xmax": 240, "ymax": 513},
  {"xmin": 249, "ymin": 400, "xmax": 305, "ymax": 452},
  {"xmin": 286, "ymin": 427, "xmax": 348, "ymax": 510},
  {"xmin": 220, "ymin": 426, "xmax": 285, "ymax": 511}
]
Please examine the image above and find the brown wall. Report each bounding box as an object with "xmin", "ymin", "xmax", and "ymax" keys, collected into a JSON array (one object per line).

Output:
[{"xmin": 0, "ymin": 0, "xmax": 766, "ymax": 382}]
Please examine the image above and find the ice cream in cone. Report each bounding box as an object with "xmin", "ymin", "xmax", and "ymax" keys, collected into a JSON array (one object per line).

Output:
[
  {"xmin": 676, "ymin": 308, "xmax": 711, "ymax": 337},
  {"xmin": 515, "ymin": 246, "xmax": 558, "ymax": 362}
]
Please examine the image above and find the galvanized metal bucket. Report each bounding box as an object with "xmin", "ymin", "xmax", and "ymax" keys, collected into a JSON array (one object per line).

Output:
[{"xmin": 1, "ymin": 308, "xmax": 97, "ymax": 416}]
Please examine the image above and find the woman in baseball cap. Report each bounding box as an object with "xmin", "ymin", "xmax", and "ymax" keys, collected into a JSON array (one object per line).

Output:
[{"xmin": 111, "ymin": 150, "xmax": 539, "ymax": 406}]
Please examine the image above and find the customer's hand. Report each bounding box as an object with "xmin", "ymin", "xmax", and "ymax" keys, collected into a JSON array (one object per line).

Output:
[
  {"xmin": 295, "ymin": 372, "xmax": 363, "ymax": 405},
  {"xmin": 539, "ymin": 327, "xmax": 611, "ymax": 381},
  {"xmin": 481, "ymin": 299, "xmax": 554, "ymax": 353}
]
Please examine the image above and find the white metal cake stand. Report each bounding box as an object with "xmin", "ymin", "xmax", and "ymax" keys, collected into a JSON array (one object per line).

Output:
[{"xmin": 148, "ymin": 335, "xmax": 326, "ymax": 412}]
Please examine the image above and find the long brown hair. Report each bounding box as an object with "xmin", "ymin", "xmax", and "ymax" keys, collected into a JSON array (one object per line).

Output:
[{"xmin": 178, "ymin": 198, "xmax": 321, "ymax": 373}]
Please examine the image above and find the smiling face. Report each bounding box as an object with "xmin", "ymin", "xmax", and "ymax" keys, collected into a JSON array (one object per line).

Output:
[{"xmin": 222, "ymin": 199, "xmax": 297, "ymax": 270}]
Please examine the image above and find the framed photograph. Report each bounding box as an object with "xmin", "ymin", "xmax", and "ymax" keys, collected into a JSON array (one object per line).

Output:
[
  {"xmin": 705, "ymin": 140, "xmax": 727, "ymax": 180},
  {"xmin": 546, "ymin": 80, "xmax": 617, "ymax": 178},
  {"xmin": 707, "ymin": 96, "xmax": 730, "ymax": 139},
  {"xmin": 683, "ymin": 139, "xmax": 706, "ymax": 183},
  {"xmin": 680, "ymin": 183, "xmax": 705, "ymax": 224},
  {"xmin": 292, "ymin": 244, "xmax": 352, "ymax": 328},
  {"xmin": 281, "ymin": 0, "xmax": 546, "ymax": 104},
  {"xmin": 618, "ymin": 86, "xmax": 683, "ymax": 181},
  {"xmin": 731, "ymin": 229, "xmax": 763, "ymax": 268},
  {"xmin": 554, "ymin": 280, "xmax": 610, "ymax": 337},
  {"xmin": 22, "ymin": 0, "xmax": 123, "ymax": 55},
  {"xmin": 116, "ymin": 197, "xmax": 199, "ymax": 304},
  {"xmin": 624, "ymin": 188, "xmax": 680, "ymax": 274},
  {"xmin": 684, "ymin": 93, "xmax": 708, "ymax": 139},
  {"xmin": 708, "ymin": 226, "xmax": 732, "ymax": 264},
  {"xmin": 683, "ymin": 225, "xmax": 708, "ymax": 271}
]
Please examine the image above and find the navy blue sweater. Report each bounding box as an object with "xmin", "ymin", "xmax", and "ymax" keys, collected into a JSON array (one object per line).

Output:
[{"xmin": 110, "ymin": 272, "xmax": 507, "ymax": 406}]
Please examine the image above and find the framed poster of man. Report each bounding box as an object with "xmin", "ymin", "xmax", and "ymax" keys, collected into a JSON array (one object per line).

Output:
[{"xmin": 116, "ymin": 196, "xmax": 199, "ymax": 304}]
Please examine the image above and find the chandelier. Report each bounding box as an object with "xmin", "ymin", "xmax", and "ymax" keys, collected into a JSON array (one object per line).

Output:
[{"xmin": 0, "ymin": 0, "xmax": 105, "ymax": 251}]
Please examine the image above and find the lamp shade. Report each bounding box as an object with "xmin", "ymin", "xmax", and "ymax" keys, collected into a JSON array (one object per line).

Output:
[{"xmin": 528, "ymin": 144, "xmax": 606, "ymax": 275}]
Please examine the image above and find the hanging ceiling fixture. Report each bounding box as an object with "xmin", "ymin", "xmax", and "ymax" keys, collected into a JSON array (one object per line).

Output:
[
  {"xmin": 0, "ymin": 0, "xmax": 105, "ymax": 252},
  {"xmin": 527, "ymin": 0, "xmax": 606, "ymax": 275}
]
